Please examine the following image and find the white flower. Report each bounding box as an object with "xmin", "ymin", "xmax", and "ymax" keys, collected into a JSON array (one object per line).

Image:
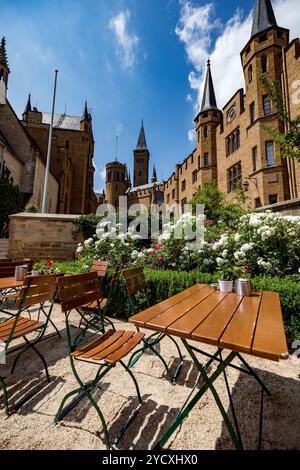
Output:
[
  {"xmin": 240, "ymin": 243, "xmax": 253, "ymax": 253},
  {"xmin": 84, "ymin": 238, "xmax": 94, "ymax": 247},
  {"xmin": 137, "ymin": 252, "xmax": 145, "ymax": 259},
  {"xmin": 234, "ymin": 233, "xmax": 241, "ymax": 242},
  {"xmin": 234, "ymin": 251, "xmax": 242, "ymax": 260},
  {"xmin": 222, "ymin": 249, "xmax": 228, "ymax": 258},
  {"xmin": 76, "ymin": 246, "xmax": 84, "ymax": 254},
  {"xmin": 203, "ymin": 258, "xmax": 210, "ymax": 265},
  {"xmin": 216, "ymin": 257, "xmax": 224, "ymax": 266},
  {"xmin": 249, "ymin": 215, "xmax": 260, "ymax": 227}
]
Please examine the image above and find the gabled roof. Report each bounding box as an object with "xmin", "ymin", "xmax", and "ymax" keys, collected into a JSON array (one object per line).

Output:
[
  {"xmin": 251, "ymin": 0, "xmax": 277, "ymax": 37},
  {"xmin": 42, "ymin": 113, "xmax": 82, "ymax": 131}
]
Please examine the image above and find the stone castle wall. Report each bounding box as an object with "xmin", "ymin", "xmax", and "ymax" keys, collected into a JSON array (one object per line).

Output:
[{"xmin": 8, "ymin": 213, "xmax": 83, "ymax": 261}]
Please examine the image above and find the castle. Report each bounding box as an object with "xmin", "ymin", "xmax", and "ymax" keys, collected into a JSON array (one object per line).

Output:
[
  {"xmin": 0, "ymin": 38, "xmax": 98, "ymax": 215},
  {"xmin": 105, "ymin": 0, "xmax": 300, "ymax": 211}
]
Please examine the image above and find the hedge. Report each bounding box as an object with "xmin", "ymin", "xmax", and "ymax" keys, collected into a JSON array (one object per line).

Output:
[{"xmin": 103, "ymin": 269, "xmax": 300, "ymax": 343}]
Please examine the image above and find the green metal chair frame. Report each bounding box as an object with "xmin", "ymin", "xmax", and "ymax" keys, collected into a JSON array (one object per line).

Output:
[
  {"xmin": 123, "ymin": 268, "xmax": 184, "ymax": 383},
  {"xmin": 55, "ymin": 272, "xmax": 145, "ymax": 449},
  {"xmin": 77, "ymin": 263, "xmax": 122, "ymax": 336},
  {"xmin": 0, "ymin": 273, "xmax": 63, "ymax": 415}
]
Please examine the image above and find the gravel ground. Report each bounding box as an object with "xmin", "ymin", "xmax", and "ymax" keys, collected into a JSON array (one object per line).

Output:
[{"xmin": 0, "ymin": 305, "xmax": 300, "ymax": 450}]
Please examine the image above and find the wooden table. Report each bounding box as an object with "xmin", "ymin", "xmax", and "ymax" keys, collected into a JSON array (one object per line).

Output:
[
  {"xmin": 0, "ymin": 277, "xmax": 23, "ymax": 291},
  {"xmin": 130, "ymin": 284, "xmax": 289, "ymax": 450}
]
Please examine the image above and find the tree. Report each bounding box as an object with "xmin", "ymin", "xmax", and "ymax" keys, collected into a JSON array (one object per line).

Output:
[
  {"xmin": 259, "ymin": 71, "xmax": 300, "ymax": 161},
  {"xmin": 190, "ymin": 180, "xmax": 245, "ymax": 228},
  {"xmin": 0, "ymin": 161, "xmax": 21, "ymax": 233}
]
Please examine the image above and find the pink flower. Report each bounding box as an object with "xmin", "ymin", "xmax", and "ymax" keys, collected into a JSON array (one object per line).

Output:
[
  {"xmin": 153, "ymin": 243, "xmax": 163, "ymax": 250},
  {"xmin": 205, "ymin": 220, "xmax": 214, "ymax": 227},
  {"xmin": 149, "ymin": 249, "xmax": 155, "ymax": 255}
]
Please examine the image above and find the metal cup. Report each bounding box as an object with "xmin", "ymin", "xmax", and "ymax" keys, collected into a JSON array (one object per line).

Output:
[
  {"xmin": 235, "ymin": 279, "xmax": 252, "ymax": 297},
  {"xmin": 14, "ymin": 265, "xmax": 28, "ymax": 281}
]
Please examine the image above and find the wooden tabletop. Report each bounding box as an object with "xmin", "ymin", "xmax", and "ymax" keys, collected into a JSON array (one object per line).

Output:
[
  {"xmin": 0, "ymin": 277, "xmax": 23, "ymax": 290},
  {"xmin": 129, "ymin": 284, "xmax": 289, "ymax": 362}
]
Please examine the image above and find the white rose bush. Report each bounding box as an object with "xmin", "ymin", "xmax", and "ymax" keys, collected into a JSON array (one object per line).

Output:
[{"xmin": 75, "ymin": 211, "xmax": 300, "ymax": 276}]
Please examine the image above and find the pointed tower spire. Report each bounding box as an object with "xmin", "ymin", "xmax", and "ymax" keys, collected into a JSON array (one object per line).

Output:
[
  {"xmin": 251, "ymin": 0, "xmax": 277, "ymax": 37},
  {"xmin": 24, "ymin": 93, "xmax": 32, "ymax": 114},
  {"xmin": 0, "ymin": 37, "xmax": 9, "ymax": 70},
  {"xmin": 82, "ymin": 101, "xmax": 89, "ymax": 120},
  {"xmin": 136, "ymin": 119, "xmax": 147, "ymax": 150},
  {"xmin": 151, "ymin": 165, "xmax": 157, "ymax": 183},
  {"xmin": 200, "ymin": 59, "xmax": 219, "ymax": 113}
]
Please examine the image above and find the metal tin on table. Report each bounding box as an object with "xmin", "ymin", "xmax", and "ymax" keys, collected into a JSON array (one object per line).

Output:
[{"xmin": 235, "ymin": 279, "xmax": 252, "ymax": 297}]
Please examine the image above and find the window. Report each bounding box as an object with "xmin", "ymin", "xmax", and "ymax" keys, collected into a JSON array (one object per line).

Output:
[
  {"xmin": 263, "ymin": 95, "xmax": 272, "ymax": 115},
  {"xmin": 197, "ymin": 130, "xmax": 200, "ymax": 143},
  {"xmin": 167, "ymin": 194, "xmax": 170, "ymax": 204},
  {"xmin": 204, "ymin": 153, "xmax": 209, "ymax": 166},
  {"xmin": 269, "ymin": 194, "xmax": 278, "ymax": 205},
  {"xmin": 261, "ymin": 54, "xmax": 267, "ymax": 73},
  {"xmin": 259, "ymin": 34, "xmax": 268, "ymax": 44},
  {"xmin": 227, "ymin": 162, "xmax": 242, "ymax": 193},
  {"xmin": 255, "ymin": 197, "xmax": 262, "ymax": 208},
  {"xmin": 172, "ymin": 189, "xmax": 175, "ymax": 200},
  {"xmin": 181, "ymin": 198, "xmax": 187, "ymax": 210},
  {"xmin": 226, "ymin": 127, "xmax": 240, "ymax": 156},
  {"xmin": 266, "ymin": 141, "xmax": 275, "ymax": 167},
  {"xmin": 252, "ymin": 146, "xmax": 259, "ymax": 171},
  {"xmin": 65, "ymin": 140, "xmax": 70, "ymax": 150},
  {"xmin": 107, "ymin": 171, "xmax": 112, "ymax": 181},
  {"xmin": 198, "ymin": 155, "xmax": 201, "ymax": 169},
  {"xmin": 248, "ymin": 65, "xmax": 253, "ymax": 84},
  {"xmin": 138, "ymin": 170, "xmax": 142, "ymax": 177},
  {"xmin": 191, "ymin": 155, "xmax": 194, "ymax": 164},
  {"xmin": 192, "ymin": 170, "xmax": 197, "ymax": 183},
  {"xmin": 250, "ymin": 102, "xmax": 256, "ymax": 124},
  {"xmin": 203, "ymin": 126, "xmax": 208, "ymax": 139},
  {"xmin": 181, "ymin": 180, "xmax": 186, "ymax": 192}
]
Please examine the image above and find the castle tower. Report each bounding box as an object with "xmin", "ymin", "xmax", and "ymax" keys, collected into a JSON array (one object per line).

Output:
[
  {"xmin": 105, "ymin": 160, "xmax": 129, "ymax": 208},
  {"xmin": 194, "ymin": 59, "xmax": 222, "ymax": 185},
  {"xmin": 0, "ymin": 37, "xmax": 10, "ymax": 103},
  {"xmin": 240, "ymin": 0, "xmax": 291, "ymax": 202},
  {"xmin": 80, "ymin": 101, "xmax": 92, "ymax": 131},
  {"xmin": 133, "ymin": 120, "xmax": 149, "ymax": 187}
]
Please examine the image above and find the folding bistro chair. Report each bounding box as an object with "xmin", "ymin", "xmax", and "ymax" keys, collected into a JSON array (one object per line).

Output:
[
  {"xmin": 0, "ymin": 273, "xmax": 63, "ymax": 415},
  {"xmin": 123, "ymin": 268, "xmax": 183, "ymax": 383},
  {"xmin": 55, "ymin": 272, "xmax": 145, "ymax": 449},
  {"xmin": 78, "ymin": 263, "xmax": 121, "ymax": 334}
]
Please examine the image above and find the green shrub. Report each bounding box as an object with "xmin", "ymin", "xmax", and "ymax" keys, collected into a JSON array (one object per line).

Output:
[{"xmin": 73, "ymin": 214, "xmax": 102, "ymax": 239}]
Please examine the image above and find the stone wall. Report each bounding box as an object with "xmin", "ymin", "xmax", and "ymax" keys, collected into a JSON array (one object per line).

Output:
[
  {"xmin": 256, "ymin": 198, "xmax": 300, "ymax": 216},
  {"xmin": 8, "ymin": 213, "xmax": 83, "ymax": 261}
]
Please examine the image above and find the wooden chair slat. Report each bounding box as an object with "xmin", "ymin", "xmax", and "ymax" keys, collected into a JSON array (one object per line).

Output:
[
  {"xmin": 72, "ymin": 330, "xmax": 124, "ymax": 358},
  {"xmin": 59, "ymin": 279, "xmax": 101, "ymax": 301},
  {"xmin": 92, "ymin": 331, "xmax": 135, "ymax": 361},
  {"xmin": 105, "ymin": 332, "xmax": 145, "ymax": 364},
  {"xmin": 0, "ymin": 317, "xmax": 44, "ymax": 342},
  {"xmin": 61, "ymin": 291, "xmax": 101, "ymax": 313},
  {"xmin": 58, "ymin": 272, "xmax": 97, "ymax": 288}
]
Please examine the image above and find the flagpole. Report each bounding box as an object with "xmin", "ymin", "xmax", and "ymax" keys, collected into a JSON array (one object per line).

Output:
[{"xmin": 42, "ymin": 69, "xmax": 58, "ymax": 213}]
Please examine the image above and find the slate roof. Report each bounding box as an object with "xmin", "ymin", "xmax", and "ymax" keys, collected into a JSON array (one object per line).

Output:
[
  {"xmin": 200, "ymin": 60, "xmax": 219, "ymax": 113},
  {"xmin": 251, "ymin": 0, "xmax": 277, "ymax": 37},
  {"xmin": 42, "ymin": 113, "xmax": 82, "ymax": 131}
]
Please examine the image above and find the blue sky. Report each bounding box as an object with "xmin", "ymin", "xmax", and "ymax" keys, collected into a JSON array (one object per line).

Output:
[{"xmin": 0, "ymin": 0, "xmax": 299, "ymax": 191}]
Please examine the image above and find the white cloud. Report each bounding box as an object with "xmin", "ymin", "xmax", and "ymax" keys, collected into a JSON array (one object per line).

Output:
[
  {"xmin": 186, "ymin": 93, "xmax": 192, "ymax": 102},
  {"xmin": 108, "ymin": 10, "xmax": 139, "ymax": 70},
  {"xmin": 188, "ymin": 129, "xmax": 195, "ymax": 142},
  {"xmin": 176, "ymin": 0, "xmax": 300, "ymax": 114}
]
